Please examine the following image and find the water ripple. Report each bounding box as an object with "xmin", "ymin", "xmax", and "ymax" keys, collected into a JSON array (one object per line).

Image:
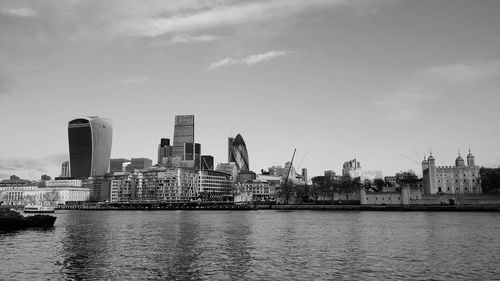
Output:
[{"xmin": 1, "ymin": 211, "xmax": 500, "ymax": 280}]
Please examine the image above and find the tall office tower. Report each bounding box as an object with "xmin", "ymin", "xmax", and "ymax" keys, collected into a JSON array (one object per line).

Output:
[
  {"xmin": 60, "ymin": 161, "xmax": 70, "ymax": 177},
  {"xmin": 172, "ymin": 115, "xmax": 195, "ymax": 160},
  {"xmin": 157, "ymin": 138, "xmax": 173, "ymax": 164},
  {"xmin": 228, "ymin": 134, "xmax": 249, "ymax": 172},
  {"xmin": 68, "ymin": 117, "xmax": 113, "ymax": 179},
  {"xmin": 110, "ymin": 158, "xmax": 130, "ymax": 173},
  {"xmin": 201, "ymin": 155, "xmax": 214, "ymax": 170}
]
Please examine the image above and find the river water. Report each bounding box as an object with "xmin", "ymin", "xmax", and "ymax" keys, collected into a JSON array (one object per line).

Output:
[{"xmin": 1, "ymin": 210, "xmax": 499, "ymax": 280}]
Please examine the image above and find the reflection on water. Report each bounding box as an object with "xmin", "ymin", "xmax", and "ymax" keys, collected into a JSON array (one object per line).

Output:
[{"xmin": 1, "ymin": 210, "xmax": 500, "ymax": 280}]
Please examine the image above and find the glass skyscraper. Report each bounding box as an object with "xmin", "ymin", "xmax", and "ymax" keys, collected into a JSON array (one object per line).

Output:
[
  {"xmin": 172, "ymin": 115, "xmax": 195, "ymax": 160},
  {"xmin": 68, "ymin": 117, "xmax": 113, "ymax": 179},
  {"xmin": 228, "ymin": 134, "xmax": 249, "ymax": 172}
]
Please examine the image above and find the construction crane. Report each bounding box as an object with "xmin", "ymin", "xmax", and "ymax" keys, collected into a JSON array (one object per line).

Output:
[
  {"xmin": 401, "ymin": 154, "xmax": 420, "ymax": 165},
  {"xmin": 297, "ymin": 150, "xmax": 309, "ymax": 171}
]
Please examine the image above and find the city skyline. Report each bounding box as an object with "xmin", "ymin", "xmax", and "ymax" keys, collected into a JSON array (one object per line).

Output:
[{"xmin": 1, "ymin": 0, "xmax": 500, "ymax": 180}]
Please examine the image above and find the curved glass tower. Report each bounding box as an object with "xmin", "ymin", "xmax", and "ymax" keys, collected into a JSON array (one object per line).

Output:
[
  {"xmin": 228, "ymin": 134, "xmax": 249, "ymax": 172},
  {"xmin": 68, "ymin": 117, "xmax": 113, "ymax": 179}
]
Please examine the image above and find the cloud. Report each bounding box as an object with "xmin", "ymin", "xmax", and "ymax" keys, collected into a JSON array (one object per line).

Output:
[
  {"xmin": 119, "ymin": 0, "xmax": 349, "ymax": 37},
  {"xmin": 0, "ymin": 153, "xmax": 68, "ymax": 179},
  {"xmin": 170, "ymin": 34, "xmax": 219, "ymax": 44},
  {"xmin": 114, "ymin": 76, "xmax": 151, "ymax": 85},
  {"xmin": 2, "ymin": 7, "xmax": 38, "ymax": 18},
  {"xmin": 243, "ymin": 50, "xmax": 289, "ymax": 65},
  {"xmin": 209, "ymin": 50, "xmax": 290, "ymax": 70},
  {"xmin": 209, "ymin": 58, "xmax": 239, "ymax": 70},
  {"xmin": 370, "ymin": 60, "xmax": 500, "ymax": 123},
  {"xmin": 417, "ymin": 61, "xmax": 500, "ymax": 85}
]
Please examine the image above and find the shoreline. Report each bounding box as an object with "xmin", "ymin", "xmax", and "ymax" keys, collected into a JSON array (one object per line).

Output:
[{"xmin": 51, "ymin": 203, "xmax": 500, "ymax": 212}]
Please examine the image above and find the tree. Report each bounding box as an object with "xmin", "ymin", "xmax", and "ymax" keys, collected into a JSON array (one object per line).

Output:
[
  {"xmin": 396, "ymin": 170, "xmax": 418, "ymax": 185},
  {"xmin": 480, "ymin": 167, "xmax": 500, "ymax": 194},
  {"xmin": 374, "ymin": 178, "xmax": 385, "ymax": 191}
]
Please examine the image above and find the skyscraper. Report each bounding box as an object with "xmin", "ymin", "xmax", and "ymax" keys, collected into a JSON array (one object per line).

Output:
[
  {"xmin": 228, "ymin": 134, "xmax": 249, "ymax": 172},
  {"xmin": 157, "ymin": 138, "xmax": 173, "ymax": 164},
  {"xmin": 68, "ymin": 117, "xmax": 112, "ymax": 179},
  {"xmin": 172, "ymin": 115, "xmax": 195, "ymax": 160}
]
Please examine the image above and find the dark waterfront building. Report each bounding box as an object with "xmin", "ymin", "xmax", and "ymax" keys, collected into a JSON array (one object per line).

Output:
[
  {"xmin": 172, "ymin": 115, "xmax": 195, "ymax": 160},
  {"xmin": 110, "ymin": 158, "xmax": 130, "ymax": 173},
  {"xmin": 68, "ymin": 117, "xmax": 113, "ymax": 179},
  {"xmin": 201, "ymin": 155, "xmax": 214, "ymax": 170},
  {"xmin": 228, "ymin": 134, "xmax": 249, "ymax": 172}
]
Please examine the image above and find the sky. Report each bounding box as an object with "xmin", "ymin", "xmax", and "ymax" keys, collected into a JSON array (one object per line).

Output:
[{"xmin": 1, "ymin": 0, "xmax": 500, "ymax": 180}]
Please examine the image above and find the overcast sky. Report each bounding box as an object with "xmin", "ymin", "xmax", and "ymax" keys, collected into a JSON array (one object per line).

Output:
[{"xmin": 1, "ymin": 0, "xmax": 500, "ymax": 180}]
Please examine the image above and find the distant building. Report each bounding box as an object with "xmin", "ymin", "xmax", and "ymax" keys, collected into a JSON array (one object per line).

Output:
[
  {"xmin": 60, "ymin": 161, "xmax": 70, "ymax": 178},
  {"xmin": 157, "ymin": 138, "xmax": 173, "ymax": 165},
  {"xmin": 237, "ymin": 170, "xmax": 256, "ymax": 183},
  {"xmin": 342, "ymin": 159, "xmax": 382, "ymax": 182},
  {"xmin": 324, "ymin": 170, "xmax": 336, "ymax": 179},
  {"xmin": 422, "ymin": 150, "xmax": 481, "ymax": 194},
  {"xmin": 197, "ymin": 170, "xmax": 233, "ymax": 201},
  {"xmin": 201, "ymin": 155, "xmax": 214, "ymax": 170},
  {"xmin": 172, "ymin": 115, "xmax": 195, "ymax": 160},
  {"xmin": 110, "ymin": 158, "xmax": 130, "ymax": 173},
  {"xmin": 0, "ymin": 179, "xmax": 89, "ymax": 205},
  {"xmin": 41, "ymin": 174, "xmax": 51, "ymax": 181},
  {"xmin": 68, "ymin": 117, "xmax": 112, "ymax": 179},
  {"xmin": 268, "ymin": 162, "xmax": 307, "ymax": 185},
  {"xmin": 234, "ymin": 180, "xmax": 275, "ymax": 202},
  {"xmin": 228, "ymin": 134, "xmax": 249, "ymax": 172},
  {"xmin": 127, "ymin": 158, "xmax": 153, "ymax": 172},
  {"xmin": 215, "ymin": 162, "xmax": 238, "ymax": 182}
]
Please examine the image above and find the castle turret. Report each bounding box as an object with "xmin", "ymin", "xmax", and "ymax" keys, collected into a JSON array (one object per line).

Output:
[
  {"xmin": 467, "ymin": 149, "xmax": 475, "ymax": 167},
  {"xmin": 422, "ymin": 156, "xmax": 429, "ymax": 171},
  {"xmin": 423, "ymin": 152, "xmax": 437, "ymax": 194},
  {"xmin": 455, "ymin": 155, "xmax": 465, "ymax": 167}
]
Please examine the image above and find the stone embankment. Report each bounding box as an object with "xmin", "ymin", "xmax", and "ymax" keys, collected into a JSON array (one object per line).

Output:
[{"xmin": 268, "ymin": 204, "xmax": 500, "ymax": 211}]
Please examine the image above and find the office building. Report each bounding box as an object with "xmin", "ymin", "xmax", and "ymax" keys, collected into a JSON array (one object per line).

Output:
[
  {"xmin": 197, "ymin": 170, "xmax": 233, "ymax": 201},
  {"xmin": 68, "ymin": 116, "xmax": 113, "ymax": 179},
  {"xmin": 342, "ymin": 159, "xmax": 382, "ymax": 182},
  {"xmin": 172, "ymin": 115, "xmax": 195, "ymax": 160},
  {"xmin": 110, "ymin": 158, "xmax": 130, "ymax": 173},
  {"xmin": 201, "ymin": 155, "xmax": 214, "ymax": 170},
  {"xmin": 60, "ymin": 161, "xmax": 70, "ymax": 178},
  {"xmin": 128, "ymin": 158, "xmax": 153, "ymax": 172},
  {"xmin": 157, "ymin": 138, "xmax": 173, "ymax": 165},
  {"xmin": 228, "ymin": 134, "xmax": 249, "ymax": 172}
]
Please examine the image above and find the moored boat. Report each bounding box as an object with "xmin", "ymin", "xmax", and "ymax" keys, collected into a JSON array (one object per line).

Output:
[
  {"xmin": 0, "ymin": 204, "xmax": 56, "ymax": 230},
  {"xmin": 23, "ymin": 205, "xmax": 55, "ymax": 214}
]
